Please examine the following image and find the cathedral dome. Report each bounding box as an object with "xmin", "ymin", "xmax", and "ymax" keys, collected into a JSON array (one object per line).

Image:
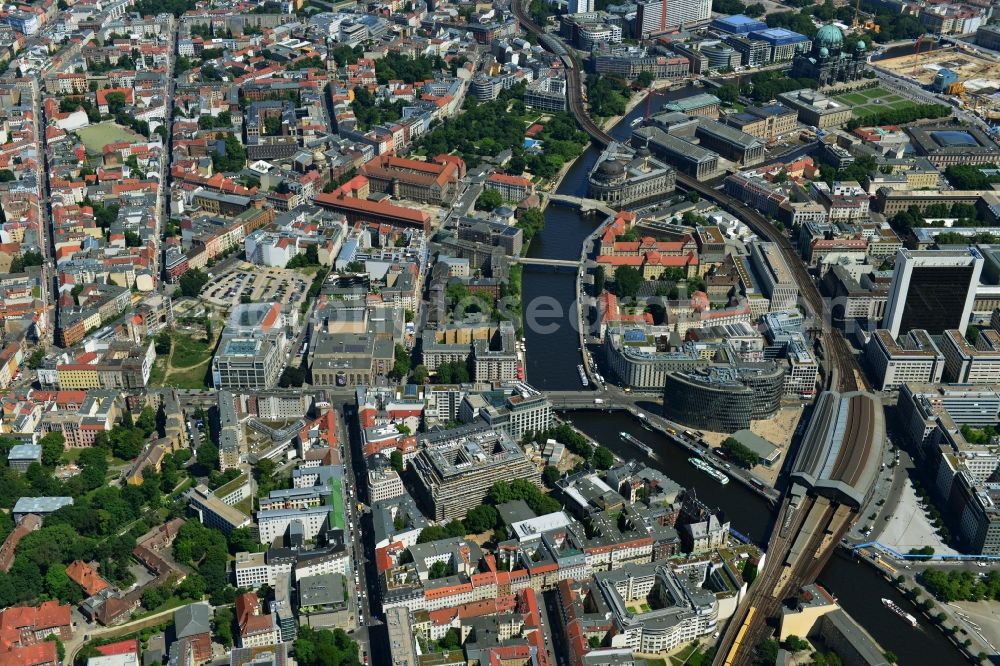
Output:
[
  {"xmin": 819, "ymin": 47, "xmax": 829, "ymax": 58},
  {"xmin": 815, "ymin": 24, "xmax": 843, "ymax": 49},
  {"xmin": 856, "ymin": 40, "xmax": 866, "ymax": 50}
]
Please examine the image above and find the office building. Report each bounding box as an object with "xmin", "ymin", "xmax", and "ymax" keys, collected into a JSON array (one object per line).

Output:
[
  {"xmin": 694, "ymin": 118, "xmax": 765, "ymax": 166},
  {"xmin": 185, "ymin": 484, "xmax": 252, "ymax": 535},
  {"xmin": 592, "ymin": 45, "xmax": 691, "ymax": 81},
  {"xmin": 749, "ymin": 242, "xmax": 798, "ymax": 311},
  {"xmin": 212, "ymin": 304, "xmax": 287, "ymax": 390},
  {"xmin": 662, "ymin": 361, "xmax": 785, "ymax": 432},
  {"xmin": 865, "ymin": 329, "xmax": 945, "ymax": 391},
  {"xmin": 411, "ymin": 426, "xmax": 539, "ymax": 521},
  {"xmin": 636, "ymin": 0, "xmax": 711, "ymax": 36},
  {"xmin": 710, "ymin": 14, "xmax": 767, "ymax": 34},
  {"xmin": 13, "ymin": 496, "xmax": 73, "ymax": 521},
  {"xmin": 7, "ymin": 444, "xmax": 42, "ymax": 472},
  {"xmin": 359, "ymin": 154, "xmax": 464, "ymax": 204},
  {"xmin": 883, "ymin": 248, "xmax": 983, "ymax": 337},
  {"xmin": 524, "ymin": 75, "xmax": 567, "ymax": 112},
  {"xmin": 722, "ymin": 104, "xmax": 798, "ymax": 142},
  {"xmin": 632, "ymin": 126, "xmax": 720, "ymax": 181},
  {"xmin": 906, "ymin": 125, "xmax": 1000, "ymax": 168},
  {"xmin": 940, "ymin": 328, "xmax": 1000, "ymax": 384}
]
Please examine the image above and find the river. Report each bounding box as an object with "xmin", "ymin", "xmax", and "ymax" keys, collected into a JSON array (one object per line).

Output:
[{"xmin": 520, "ymin": 88, "xmax": 965, "ymax": 664}]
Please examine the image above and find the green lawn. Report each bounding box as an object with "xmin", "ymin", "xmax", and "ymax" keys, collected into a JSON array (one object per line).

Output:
[
  {"xmin": 670, "ymin": 645, "xmax": 709, "ymax": 666},
  {"xmin": 834, "ymin": 87, "xmax": 916, "ymax": 118},
  {"xmin": 234, "ymin": 496, "xmax": 253, "ymax": 516},
  {"xmin": 148, "ymin": 356, "xmax": 168, "ymax": 386},
  {"xmin": 163, "ymin": 363, "xmax": 210, "ymax": 390},
  {"xmin": 76, "ymin": 122, "xmax": 145, "ymax": 154},
  {"xmin": 171, "ymin": 333, "xmax": 213, "ymax": 368}
]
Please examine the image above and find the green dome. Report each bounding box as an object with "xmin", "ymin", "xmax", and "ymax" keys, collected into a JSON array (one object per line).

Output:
[
  {"xmin": 815, "ymin": 24, "xmax": 843, "ymax": 49},
  {"xmin": 819, "ymin": 47, "xmax": 829, "ymax": 57},
  {"xmin": 856, "ymin": 40, "xmax": 866, "ymax": 50}
]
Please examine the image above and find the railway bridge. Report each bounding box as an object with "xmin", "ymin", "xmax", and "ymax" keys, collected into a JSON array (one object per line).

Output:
[{"xmin": 510, "ymin": 4, "xmax": 877, "ymax": 663}]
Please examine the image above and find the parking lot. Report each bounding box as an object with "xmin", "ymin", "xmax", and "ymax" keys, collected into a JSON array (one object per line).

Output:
[{"xmin": 201, "ymin": 263, "xmax": 310, "ymax": 310}]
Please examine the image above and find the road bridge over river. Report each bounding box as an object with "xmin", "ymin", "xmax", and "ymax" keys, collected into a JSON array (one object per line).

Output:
[{"xmin": 547, "ymin": 194, "xmax": 617, "ymax": 217}]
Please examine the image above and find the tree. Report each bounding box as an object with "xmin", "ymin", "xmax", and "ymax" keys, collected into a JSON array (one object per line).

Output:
[
  {"xmin": 783, "ymin": 635, "xmax": 809, "ymax": 652},
  {"xmin": 39, "ymin": 432, "xmax": 65, "ymax": 467},
  {"xmin": 228, "ymin": 527, "xmax": 256, "ymax": 555},
  {"xmin": 884, "ymin": 651, "xmax": 898, "ymax": 664},
  {"xmin": 476, "ymin": 189, "xmax": 503, "ymax": 212},
  {"xmin": 279, "ymin": 366, "xmax": 305, "ymax": 388},
  {"xmin": 389, "ymin": 450, "xmax": 404, "ymax": 475},
  {"xmin": 142, "ymin": 586, "xmax": 165, "ymax": 609},
  {"xmin": 392, "ymin": 344, "xmax": 411, "ymax": 379},
  {"xmin": 412, "ymin": 364, "xmax": 428, "ymax": 384},
  {"xmin": 593, "ymin": 266, "xmax": 605, "ymax": 295},
  {"xmin": 137, "ymin": 405, "xmax": 156, "ymax": 437},
  {"xmin": 294, "ymin": 627, "xmax": 362, "ymax": 666},
  {"xmin": 592, "ymin": 446, "xmax": 614, "ymax": 470},
  {"xmin": 464, "ymin": 505, "xmax": 498, "ymax": 533},
  {"xmin": 178, "ymin": 269, "xmax": 210, "ymax": 298},
  {"xmin": 44, "ymin": 635, "xmax": 65, "ymax": 663},
  {"xmin": 543, "ymin": 465, "xmax": 560, "ymax": 487},
  {"xmin": 634, "ymin": 71, "xmax": 655, "ymax": 88},
  {"xmin": 754, "ymin": 638, "xmax": 780, "ymax": 666},
  {"xmin": 614, "ymin": 266, "xmax": 643, "ymax": 299},
  {"xmin": 196, "ymin": 442, "xmax": 218, "ymax": 472},
  {"xmin": 155, "ymin": 331, "xmax": 172, "ymax": 355},
  {"xmin": 214, "ymin": 607, "xmax": 234, "ymax": 647},
  {"xmin": 721, "ymin": 438, "xmax": 759, "ymax": 469},
  {"xmin": 716, "ymin": 84, "xmax": 739, "ymax": 104}
]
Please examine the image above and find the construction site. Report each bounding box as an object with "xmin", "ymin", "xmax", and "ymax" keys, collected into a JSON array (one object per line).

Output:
[{"xmin": 872, "ymin": 42, "xmax": 1000, "ymax": 96}]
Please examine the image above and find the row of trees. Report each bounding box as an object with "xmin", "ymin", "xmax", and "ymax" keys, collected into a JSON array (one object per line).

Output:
[
  {"xmin": 846, "ymin": 103, "xmax": 951, "ymax": 131},
  {"xmin": 889, "ymin": 203, "xmax": 983, "ymax": 235},
  {"xmin": 920, "ymin": 569, "xmax": 1000, "ymax": 602},
  {"xmin": 945, "ymin": 165, "xmax": 1000, "ymax": 190}
]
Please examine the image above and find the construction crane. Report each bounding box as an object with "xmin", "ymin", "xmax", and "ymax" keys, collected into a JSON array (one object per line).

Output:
[
  {"xmin": 852, "ymin": 0, "xmax": 861, "ymax": 29},
  {"xmin": 912, "ymin": 34, "xmax": 925, "ymax": 76}
]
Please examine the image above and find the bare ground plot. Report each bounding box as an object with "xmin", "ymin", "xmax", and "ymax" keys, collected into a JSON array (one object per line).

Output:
[
  {"xmin": 951, "ymin": 600, "xmax": 1000, "ymax": 653},
  {"xmin": 700, "ymin": 405, "xmax": 805, "ymax": 487},
  {"xmin": 872, "ymin": 47, "xmax": 1000, "ymax": 87},
  {"xmin": 876, "ymin": 480, "xmax": 957, "ymax": 554}
]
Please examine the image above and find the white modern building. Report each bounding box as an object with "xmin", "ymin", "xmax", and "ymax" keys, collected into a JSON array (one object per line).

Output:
[
  {"xmin": 865, "ymin": 329, "xmax": 945, "ymax": 391},
  {"xmin": 940, "ymin": 328, "xmax": 1000, "ymax": 384},
  {"xmin": 749, "ymin": 242, "xmax": 798, "ymax": 311}
]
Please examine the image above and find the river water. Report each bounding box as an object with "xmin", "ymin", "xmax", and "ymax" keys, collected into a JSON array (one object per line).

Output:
[{"xmin": 520, "ymin": 88, "xmax": 965, "ymax": 664}]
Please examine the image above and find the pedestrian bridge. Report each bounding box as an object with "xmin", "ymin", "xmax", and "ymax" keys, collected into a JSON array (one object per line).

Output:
[
  {"xmin": 547, "ymin": 194, "xmax": 616, "ymax": 218},
  {"xmin": 514, "ymin": 257, "xmax": 579, "ymax": 268}
]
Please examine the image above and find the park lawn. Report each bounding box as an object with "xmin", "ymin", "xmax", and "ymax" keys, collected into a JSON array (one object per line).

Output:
[
  {"xmin": 148, "ymin": 356, "xmax": 168, "ymax": 386},
  {"xmin": 76, "ymin": 122, "xmax": 145, "ymax": 154},
  {"xmin": 164, "ymin": 363, "xmax": 210, "ymax": 389},
  {"xmin": 170, "ymin": 332, "xmax": 213, "ymax": 368},
  {"xmin": 838, "ymin": 92, "xmax": 870, "ymax": 106}
]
